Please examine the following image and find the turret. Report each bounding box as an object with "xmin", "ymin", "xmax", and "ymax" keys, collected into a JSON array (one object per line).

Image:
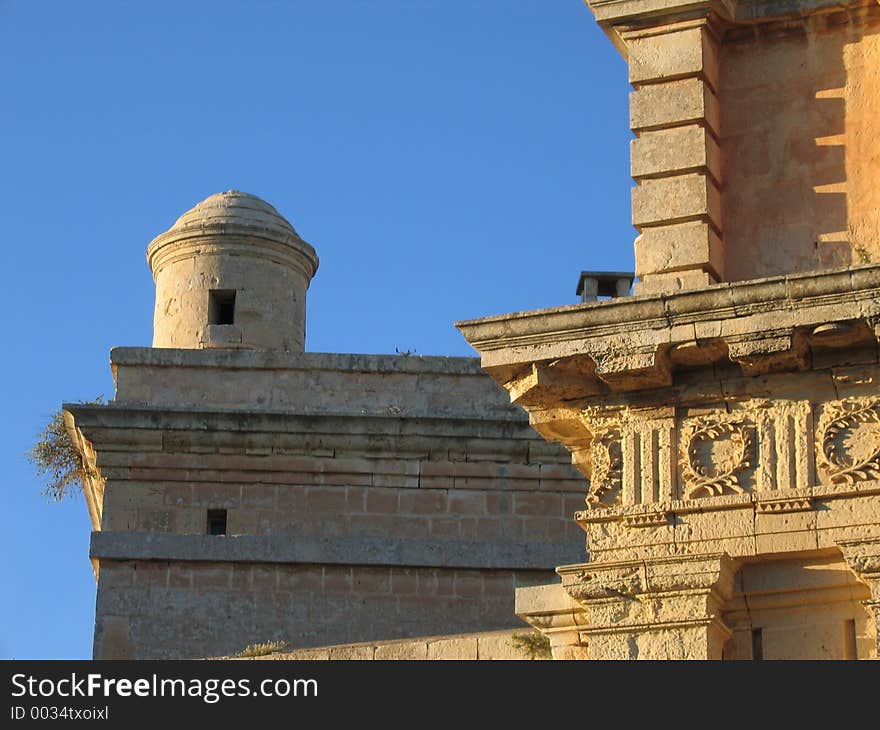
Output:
[{"xmin": 146, "ymin": 190, "xmax": 319, "ymax": 351}]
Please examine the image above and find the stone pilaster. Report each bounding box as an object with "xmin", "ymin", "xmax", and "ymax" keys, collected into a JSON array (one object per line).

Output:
[
  {"xmin": 625, "ymin": 17, "xmax": 725, "ymax": 294},
  {"xmin": 557, "ymin": 554, "xmax": 736, "ymax": 659}
]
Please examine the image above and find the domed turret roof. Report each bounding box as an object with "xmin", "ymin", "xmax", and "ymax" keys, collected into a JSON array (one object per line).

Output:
[
  {"xmin": 167, "ymin": 190, "xmax": 301, "ymax": 240},
  {"xmin": 147, "ymin": 190, "xmax": 319, "ymax": 278}
]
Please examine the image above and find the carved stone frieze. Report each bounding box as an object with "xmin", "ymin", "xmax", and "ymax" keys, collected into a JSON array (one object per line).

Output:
[
  {"xmin": 680, "ymin": 415, "xmax": 754, "ymax": 498},
  {"xmin": 623, "ymin": 510, "xmax": 670, "ymax": 528},
  {"xmin": 586, "ymin": 429, "xmax": 622, "ymax": 506},
  {"xmin": 816, "ymin": 397, "xmax": 880, "ymax": 485},
  {"xmin": 838, "ymin": 538, "xmax": 880, "ymax": 579},
  {"xmin": 755, "ymin": 497, "xmax": 813, "ymax": 514},
  {"xmin": 580, "ymin": 408, "xmax": 624, "ymax": 507}
]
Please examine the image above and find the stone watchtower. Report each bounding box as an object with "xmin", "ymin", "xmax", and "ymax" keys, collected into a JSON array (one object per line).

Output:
[
  {"xmin": 64, "ymin": 192, "xmax": 587, "ymax": 660},
  {"xmin": 459, "ymin": 0, "xmax": 880, "ymax": 659},
  {"xmin": 147, "ymin": 190, "xmax": 319, "ymax": 351}
]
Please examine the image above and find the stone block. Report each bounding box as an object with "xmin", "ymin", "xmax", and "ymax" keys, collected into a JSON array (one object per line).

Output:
[
  {"xmin": 284, "ymin": 648, "xmax": 330, "ymax": 660},
  {"xmin": 630, "ymin": 78, "xmax": 719, "ymax": 134},
  {"xmin": 277, "ymin": 565, "xmax": 322, "ymax": 594},
  {"xmin": 174, "ymin": 507, "xmax": 207, "ymax": 535},
  {"xmin": 815, "ymin": 495, "xmax": 880, "ymax": 531},
  {"xmin": 632, "ymin": 172, "xmax": 721, "ymax": 229},
  {"xmin": 328, "ymin": 644, "xmax": 375, "ymax": 660},
  {"xmin": 391, "ymin": 567, "xmax": 419, "ymax": 594},
  {"xmin": 454, "ymin": 570, "xmax": 484, "ymax": 598},
  {"xmin": 399, "ymin": 490, "xmax": 447, "ymax": 514},
  {"xmin": 323, "ymin": 566, "xmax": 353, "ymax": 594},
  {"xmin": 429, "ymin": 517, "xmax": 460, "ymax": 539},
  {"xmin": 630, "ymin": 125, "xmax": 721, "ymax": 182},
  {"xmin": 426, "ymin": 636, "xmax": 479, "ymax": 660},
  {"xmin": 365, "ymin": 487, "xmax": 399, "ymax": 513},
  {"xmin": 374, "ymin": 641, "xmax": 429, "ymax": 660},
  {"xmin": 352, "ymin": 567, "xmax": 391, "ymax": 595},
  {"xmin": 634, "ymin": 220, "xmax": 724, "ymax": 279},
  {"xmin": 585, "ymin": 520, "xmax": 676, "ymax": 559},
  {"xmin": 634, "ymin": 269, "xmax": 717, "ymax": 295},
  {"xmin": 448, "ymin": 489, "xmax": 486, "ymax": 515},
  {"xmin": 94, "ymin": 616, "xmax": 135, "ymax": 660},
  {"xmin": 307, "ymin": 486, "xmax": 349, "ymax": 513},
  {"xmin": 191, "ymin": 564, "xmax": 229, "ymax": 589},
  {"xmin": 475, "ymin": 631, "xmax": 522, "ymax": 660},
  {"xmin": 514, "ymin": 492, "xmax": 563, "ymax": 517},
  {"xmin": 628, "ymin": 26, "xmax": 719, "ymax": 89}
]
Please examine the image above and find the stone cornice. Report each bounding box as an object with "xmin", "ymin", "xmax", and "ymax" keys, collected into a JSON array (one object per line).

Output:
[
  {"xmin": 456, "ymin": 265, "xmax": 880, "ymax": 395},
  {"xmin": 586, "ymin": 0, "xmax": 872, "ymax": 27},
  {"xmin": 147, "ymin": 231, "xmax": 319, "ymax": 284},
  {"xmin": 61, "ymin": 402, "xmax": 537, "ymax": 436},
  {"xmin": 110, "ymin": 347, "xmax": 487, "ymax": 375},
  {"xmin": 585, "ymin": 0, "xmax": 877, "ymax": 53},
  {"xmin": 90, "ymin": 531, "xmax": 582, "ymax": 571}
]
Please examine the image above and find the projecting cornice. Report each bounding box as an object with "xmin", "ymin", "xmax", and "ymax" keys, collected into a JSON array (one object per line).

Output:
[
  {"xmin": 456, "ymin": 265, "xmax": 880, "ymax": 400},
  {"xmin": 585, "ymin": 0, "xmax": 877, "ymax": 54}
]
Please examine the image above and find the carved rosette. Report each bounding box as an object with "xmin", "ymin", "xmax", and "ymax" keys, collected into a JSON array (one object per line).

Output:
[
  {"xmin": 680, "ymin": 415, "xmax": 754, "ymax": 498},
  {"xmin": 816, "ymin": 398, "xmax": 880, "ymax": 485},
  {"xmin": 586, "ymin": 429, "xmax": 622, "ymax": 506}
]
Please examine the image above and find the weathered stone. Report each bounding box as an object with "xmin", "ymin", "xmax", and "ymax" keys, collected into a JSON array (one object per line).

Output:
[
  {"xmin": 634, "ymin": 220, "xmax": 724, "ymax": 279},
  {"xmin": 459, "ymin": 0, "xmax": 880, "ymax": 661},
  {"xmin": 629, "ymin": 78, "xmax": 720, "ymax": 134},
  {"xmin": 148, "ymin": 191, "xmax": 318, "ymax": 351},
  {"xmin": 627, "ymin": 24, "xmax": 720, "ymax": 88},
  {"xmin": 630, "ymin": 125, "xmax": 721, "ymax": 182},
  {"xmin": 631, "ymin": 172, "xmax": 722, "ymax": 229}
]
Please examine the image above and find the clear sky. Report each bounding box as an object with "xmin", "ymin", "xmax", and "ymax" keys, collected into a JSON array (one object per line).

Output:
[{"xmin": 2, "ymin": 0, "xmax": 633, "ymax": 659}]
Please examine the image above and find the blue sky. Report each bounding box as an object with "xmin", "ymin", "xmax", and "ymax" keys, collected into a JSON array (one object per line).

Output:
[{"xmin": 2, "ymin": 0, "xmax": 632, "ymax": 659}]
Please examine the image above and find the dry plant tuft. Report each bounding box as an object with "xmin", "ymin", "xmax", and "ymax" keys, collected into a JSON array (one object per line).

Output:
[
  {"xmin": 27, "ymin": 398, "xmax": 102, "ymax": 501},
  {"xmin": 234, "ymin": 640, "xmax": 288, "ymax": 658}
]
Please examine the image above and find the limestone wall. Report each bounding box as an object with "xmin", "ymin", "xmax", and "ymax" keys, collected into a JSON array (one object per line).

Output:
[
  {"xmin": 95, "ymin": 561, "xmax": 550, "ymax": 660},
  {"xmin": 721, "ymin": 4, "xmax": 880, "ymax": 280},
  {"xmin": 67, "ymin": 349, "xmax": 588, "ymax": 659}
]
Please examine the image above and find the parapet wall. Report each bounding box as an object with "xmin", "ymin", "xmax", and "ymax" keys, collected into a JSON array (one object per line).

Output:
[{"xmin": 110, "ymin": 348, "xmax": 526, "ymax": 418}]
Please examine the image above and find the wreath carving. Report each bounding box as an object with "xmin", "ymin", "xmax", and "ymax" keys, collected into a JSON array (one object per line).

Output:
[
  {"xmin": 681, "ymin": 417, "xmax": 753, "ymax": 498},
  {"xmin": 817, "ymin": 398, "xmax": 880, "ymax": 485},
  {"xmin": 586, "ymin": 430, "xmax": 621, "ymax": 506}
]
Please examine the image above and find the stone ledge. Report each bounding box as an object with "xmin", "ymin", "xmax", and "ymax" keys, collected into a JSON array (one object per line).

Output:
[
  {"xmin": 90, "ymin": 532, "xmax": 584, "ymax": 571},
  {"xmin": 587, "ymin": 0, "xmax": 871, "ymax": 27},
  {"xmin": 110, "ymin": 347, "xmax": 487, "ymax": 375},
  {"xmin": 216, "ymin": 629, "xmax": 536, "ymax": 661},
  {"xmin": 456, "ymin": 265, "xmax": 880, "ymax": 392},
  {"xmin": 63, "ymin": 402, "xmax": 537, "ymax": 434},
  {"xmin": 575, "ymin": 480, "xmax": 880, "ymax": 524}
]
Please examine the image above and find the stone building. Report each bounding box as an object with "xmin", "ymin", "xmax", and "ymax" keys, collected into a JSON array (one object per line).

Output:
[
  {"xmin": 458, "ymin": 0, "xmax": 880, "ymax": 659},
  {"xmin": 64, "ymin": 191, "xmax": 587, "ymax": 660},
  {"xmin": 66, "ymin": 0, "xmax": 880, "ymax": 661}
]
